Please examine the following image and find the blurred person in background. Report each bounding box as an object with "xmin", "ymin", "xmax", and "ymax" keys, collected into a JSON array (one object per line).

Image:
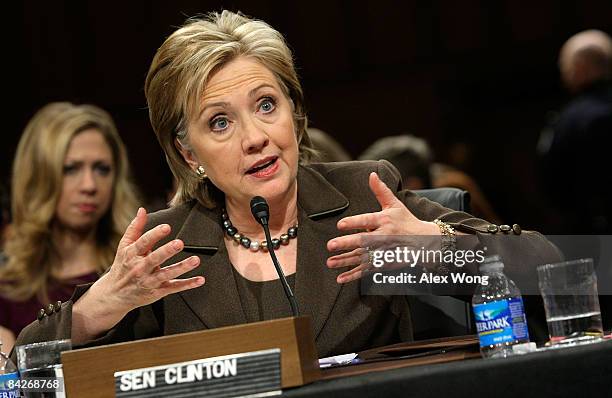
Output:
[
  {"xmin": 0, "ymin": 182, "xmax": 9, "ymax": 251},
  {"xmin": 0, "ymin": 102, "xmax": 140, "ymax": 352},
  {"xmin": 359, "ymin": 134, "xmax": 501, "ymax": 223},
  {"xmin": 307, "ymin": 127, "xmax": 352, "ymax": 163},
  {"xmin": 538, "ymin": 29, "xmax": 612, "ymax": 233},
  {"xmin": 359, "ymin": 134, "xmax": 432, "ymax": 190}
]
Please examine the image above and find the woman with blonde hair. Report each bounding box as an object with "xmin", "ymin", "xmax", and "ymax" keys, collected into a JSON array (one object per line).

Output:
[
  {"xmin": 14, "ymin": 12, "xmax": 558, "ymax": 358},
  {"xmin": 0, "ymin": 102, "xmax": 139, "ymax": 352}
]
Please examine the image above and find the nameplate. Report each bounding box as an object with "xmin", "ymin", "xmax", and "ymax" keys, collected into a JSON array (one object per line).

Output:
[{"xmin": 114, "ymin": 349, "xmax": 281, "ymax": 398}]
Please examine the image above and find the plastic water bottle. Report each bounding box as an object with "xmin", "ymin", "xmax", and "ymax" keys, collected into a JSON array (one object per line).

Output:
[
  {"xmin": 472, "ymin": 255, "xmax": 530, "ymax": 358},
  {"xmin": 0, "ymin": 340, "xmax": 20, "ymax": 397}
]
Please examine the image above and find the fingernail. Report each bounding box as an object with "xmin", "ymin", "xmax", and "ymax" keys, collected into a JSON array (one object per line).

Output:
[
  {"xmin": 338, "ymin": 221, "xmax": 346, "ymax": 229},
  {"xmin": 329, "ymin": 241, "xmax": 337, "ymax": 250},
  {"xmin": 190, "ymin": 256, "xmax": 199, "ymax": 265},
  {"xmin": 161, "ymin": 224, "xmax": 171, "ymax": 233},
  {"xmin": 137, "ymin": 207, "xmax": 144, "ymax": 216},
  {"xmin": 172, "ymin": 240, "xmax": 182, "ymax": 250},
  {"xmin": 133, "ymin": 208, "xmax": 142, "ymax": 221}
]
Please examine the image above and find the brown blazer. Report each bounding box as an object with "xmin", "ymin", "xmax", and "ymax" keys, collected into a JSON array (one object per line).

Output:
[{"xmin": 13, "ymin": 160, "xmax": 561, "ymax": 358}]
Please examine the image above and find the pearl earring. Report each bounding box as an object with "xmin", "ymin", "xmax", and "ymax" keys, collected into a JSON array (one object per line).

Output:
[{"xmin": 196, "ymin": 165, "xmax": 207, "ymax": 179}]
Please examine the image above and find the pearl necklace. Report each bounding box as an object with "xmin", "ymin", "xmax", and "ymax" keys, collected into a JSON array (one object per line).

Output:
[{"xmin": 221, "ymin": 210, "xmax": 298, "ymax": 252}]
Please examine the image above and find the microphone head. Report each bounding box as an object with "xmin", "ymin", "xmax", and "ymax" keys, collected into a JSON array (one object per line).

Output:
[{"xmin": 250, "ymin": 196, "xmax": 269, "ymax": 225}]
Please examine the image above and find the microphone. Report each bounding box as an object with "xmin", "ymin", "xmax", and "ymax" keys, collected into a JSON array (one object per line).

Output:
[
  {"xmin": 250, "ymin": 196, "xmax": 270, "ymax": 226},
  {"xmin": 250, "ymin": 196, "xmax": 299, "ymax": 317}
]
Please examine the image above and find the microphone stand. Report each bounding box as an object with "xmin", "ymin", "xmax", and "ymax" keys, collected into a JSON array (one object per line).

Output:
[
  {"xmin": 261, "ymin": 221, "xmax": 300, "ymax": 317},
  {"xmin": 251, "ymin": 196, "xmax": 299, "ymax": 317}
]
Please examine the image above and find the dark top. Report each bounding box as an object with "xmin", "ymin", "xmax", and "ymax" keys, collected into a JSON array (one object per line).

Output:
[
  {"xmin": 0, "ymin": 272, "xmax": 99, "ymax": 337},
  {"xmin": 539, "ymin": 81, "xmax": 612, "ymax": 233},
  {"xmin": 13, "ymin": 161, "xmax": 562, "ymax": 359},
  {"xmin": 232, "ymin": 269, "xmax": 296, "ymax": 323}
]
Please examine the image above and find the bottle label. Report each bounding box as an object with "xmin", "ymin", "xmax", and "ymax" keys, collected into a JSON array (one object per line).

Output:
[
  {"xmin": 0, "ymin": 372, "xmax": 20, "ymax": 398},
  {"xmin": 473, "ymin": 297, "xmax": 530, "ymax": 347}
]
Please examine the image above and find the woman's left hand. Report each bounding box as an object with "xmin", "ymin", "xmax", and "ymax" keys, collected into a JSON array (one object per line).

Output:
[{"xmin": 326, "ymin": 172, "xmax": 439, "ymax": 283}]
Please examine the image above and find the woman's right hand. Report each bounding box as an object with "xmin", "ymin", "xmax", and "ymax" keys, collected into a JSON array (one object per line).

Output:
[{"xmin": 71, "ymin": 208, "xmax": 205, "ymax": 343}]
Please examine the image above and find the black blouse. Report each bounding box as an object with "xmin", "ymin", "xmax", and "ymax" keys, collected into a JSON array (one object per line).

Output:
[{"xmin": 231, "ymin": 267, "xmax": 296, "ymax": 323}]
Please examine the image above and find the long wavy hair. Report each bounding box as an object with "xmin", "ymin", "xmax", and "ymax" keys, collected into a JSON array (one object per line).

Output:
[{"xmin": 0, "ymin": 102, "xmax": 140, "ymax": 302}]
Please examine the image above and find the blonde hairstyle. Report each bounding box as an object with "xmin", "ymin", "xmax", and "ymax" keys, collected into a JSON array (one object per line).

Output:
[
  {"xmin": 0, "ymin": 102, "xmax": 140, "ymax": 302},
  {"xmin": 145, "ymin": 10, "xmax": 315, "ymax": 208}
]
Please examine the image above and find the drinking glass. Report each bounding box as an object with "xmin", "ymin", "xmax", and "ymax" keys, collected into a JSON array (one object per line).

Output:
[
  {"xmin": 537, "ymin": 258, "xmax": 603, "ymax": 345},
  {"xmin": 16, "ymin": 339, "xmax": 71, "ymax": 398}
]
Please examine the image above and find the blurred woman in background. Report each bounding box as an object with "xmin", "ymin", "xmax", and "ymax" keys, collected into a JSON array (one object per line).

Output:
[{"xmin": 0, "ymin": 102, "xmax": 140, "ymax": 352}]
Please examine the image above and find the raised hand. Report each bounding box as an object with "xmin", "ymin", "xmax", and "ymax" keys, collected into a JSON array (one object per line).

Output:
[
  {"xmin": 326, "ymin": 172, "xmax": 439, "ymax": 283},
  {"xmin": 71, "ymin": 208, "xmax": 204, "ymax": 342},
  {"xmin": 99, "ymin": 207, "xmax": 205, "ymax": 310}
]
